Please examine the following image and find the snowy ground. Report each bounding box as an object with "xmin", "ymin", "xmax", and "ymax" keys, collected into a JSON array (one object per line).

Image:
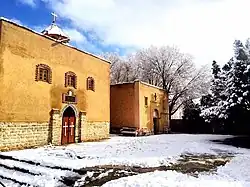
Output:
[{"xmin": 0, "ymin": 134, "xmax": 250, "ymax": 186}]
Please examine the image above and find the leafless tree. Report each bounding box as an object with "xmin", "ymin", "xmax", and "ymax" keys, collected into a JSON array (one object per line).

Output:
[
  {"xmin": 102, "ymin": 52, "xmax": 139, "ymax": 84},
  {"xmin": 133, "ymin": 46, "xmax": 210, "ymax": 119}
]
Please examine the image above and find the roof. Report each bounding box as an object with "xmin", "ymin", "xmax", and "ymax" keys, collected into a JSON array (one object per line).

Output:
[
  {"xmin": 42, "ymin": 23, "xmax": 69, "ymax": 38},
  {"xmin": 0, "ymin": 17, "xmax": 111, "ymax": 64},
  {"xmin": 140, "ymin": 81, "xmax": 165, "ymax": 91},
  {"xmin": 111, "ymin": 80, "xmax": 166, "ymax": 91}
]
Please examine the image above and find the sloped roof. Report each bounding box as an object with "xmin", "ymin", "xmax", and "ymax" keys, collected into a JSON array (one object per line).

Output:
[{"xmin": 42, "ymin": 23, "xmax": 69, "ymax": 38}]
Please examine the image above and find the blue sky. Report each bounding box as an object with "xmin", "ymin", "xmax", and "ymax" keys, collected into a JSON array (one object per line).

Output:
[
  {"xmin": 1, "ymin": 0, "xmax": 250, "ymax": 65},
  {"xmin": 0, "ymin": 0, "xmax": 131, "ymax": 56}
]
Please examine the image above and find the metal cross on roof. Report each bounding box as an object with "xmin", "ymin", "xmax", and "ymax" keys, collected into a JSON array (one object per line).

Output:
[{"xmin": 51, "ymin": 12, "xmax": 58, "ymax": 23}]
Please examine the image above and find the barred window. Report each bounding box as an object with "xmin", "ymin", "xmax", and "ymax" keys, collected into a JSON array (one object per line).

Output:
[
  {"xmin": 87, "ymin": 77, "xmax": 95, "ymax": 91},
  {"xmin": 65, "ymin": 71, "xmax": 77, "ymax": 89},
  {"xmin": 35, "ymin": 64, "xmax": 52, "ymax": 84}
]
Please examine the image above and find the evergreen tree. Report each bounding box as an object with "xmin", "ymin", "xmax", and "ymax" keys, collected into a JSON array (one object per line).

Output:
[
  {"xmin": 183, "ymin": 100, "xmax": 206, "ymax": 133},
  {"xmin": 201, "ymin": 39, "xmax": 250, "ymax": 134},
  {"xmin": 200, "ymin": 60, "xmax": 226, "ymax": 123}
]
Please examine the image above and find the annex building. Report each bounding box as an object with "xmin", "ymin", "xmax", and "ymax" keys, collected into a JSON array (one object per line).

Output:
[{"xmin": 110, "ymin": 81, "xmax": 169, "ymax": 134}]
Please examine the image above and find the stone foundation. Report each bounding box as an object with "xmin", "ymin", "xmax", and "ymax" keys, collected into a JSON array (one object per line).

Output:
[
  {"xmin": 81, "ymin": 121, "xmax": 110, "ymax": 141},
  {"xmin": 0, "ymin": 122, "xmax": 49, "ymax": 151},
  {"xmin": 0, "ymin": 120, "xmax": 110, "ymax": 151},
  {"xmin": 0, "ymin": 110, "xmax": 110, "ymax": 151}
]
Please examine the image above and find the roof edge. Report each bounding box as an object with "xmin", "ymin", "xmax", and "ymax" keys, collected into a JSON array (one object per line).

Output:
[
  {"xmin": 139, "ymin": 81, "xmax": 165, "ymax": 91},
  {"xmin": 111, "ymin": 80, "xmax": 166, "ymax": 91},
  {"xmin": 0, "ymin": 17, "xmax": 111, "ymax": 64}
]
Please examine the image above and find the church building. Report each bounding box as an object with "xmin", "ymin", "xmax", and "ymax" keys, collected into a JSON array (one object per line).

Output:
[{"xmin": 0, "ymin": 14, "xmax": 110, "ymax": 151}]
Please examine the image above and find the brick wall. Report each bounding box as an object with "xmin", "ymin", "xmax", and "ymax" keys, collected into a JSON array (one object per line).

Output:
[{"xmin": 0, "ymin": 122, "xmax": 49, "ymax": 151}]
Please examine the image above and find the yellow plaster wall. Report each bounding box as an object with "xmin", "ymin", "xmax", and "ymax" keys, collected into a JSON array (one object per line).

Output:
[
  {"xmin": 110, "ymin": 81, "xmax": 169, "ymax": 133},
  {"xmin": 110, "ymin": 83, "xmax": 139, "ymax": 129},
  {"xmin": 138, "ymin": 82, "xmax": 169, "ymax": 133},
  {"xmin": 0, "ymin": 20, "xmax": 110, "ymax": 123}
]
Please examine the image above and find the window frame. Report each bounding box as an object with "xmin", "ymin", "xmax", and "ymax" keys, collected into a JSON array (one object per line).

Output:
[
  {"xmin": 35, "ymin": 64, "xmax": 52, "ymax": 84},
  {"xmin": 65, "ymin": 71, "xmax": 77, "ymax": 89},
  {"xmin": 87, "ymin": 77, "xmax": 95, "ymax": 91}
]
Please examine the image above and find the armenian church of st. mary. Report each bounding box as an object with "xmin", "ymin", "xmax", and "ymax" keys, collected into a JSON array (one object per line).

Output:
[{"xmin": 0, "ymin": 14, "xmax": 110, "ymax": 151}]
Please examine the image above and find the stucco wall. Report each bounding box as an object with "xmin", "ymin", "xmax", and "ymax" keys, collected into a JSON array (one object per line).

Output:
[
  {"xmin": 110, "ymin": 83, "xmax": 139, "ymax": 129},
  {"xmin": 0, "ymin": 20, "xmax": 110, "ymax": 123},
  {"xmin": 139, "ymin": 82, "xmax": 169, "ymax": 133},
  {"xmin": 110, "ymin": 81, "xmax": 169, "ymax": 133}
]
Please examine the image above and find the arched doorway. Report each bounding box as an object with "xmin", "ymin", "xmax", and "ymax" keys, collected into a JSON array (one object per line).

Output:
[
  {"xmin": 153, "ymin": 109, "xmax": 159, "ymax": 135},
  {"xmin": 62, "ymin": 106, "xmax": 76, "ymax": 144}
]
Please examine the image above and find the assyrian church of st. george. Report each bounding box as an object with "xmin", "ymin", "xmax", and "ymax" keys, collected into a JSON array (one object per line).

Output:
[{"xmin": 0, "ymin": 14, "xmax": 110, "ymax": 151}]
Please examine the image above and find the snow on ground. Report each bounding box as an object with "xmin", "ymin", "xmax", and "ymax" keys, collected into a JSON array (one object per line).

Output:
[
  {"xmin": 2, "ymin": 134, "xmax": 246, "ymax": 169},
  {"xmin": 103, "ymin": 154, "xmax": 250, "ymax": 187},
  {"xmin": 1, "ymin": 134, "xmax": 250, "ymax": 186},
  {"xmin": 102, "ymin": 169, "xmax": 250, "ymax": 187}
]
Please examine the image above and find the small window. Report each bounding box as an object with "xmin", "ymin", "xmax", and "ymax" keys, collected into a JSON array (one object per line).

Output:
[
  {"xmin": 154, "ymin": 93, "xmax": 157, "ymax": 101},
  {"xmin": 65, "ymin": 71, "xmax": 77, "ymax": 89},
  {"xmin": 145, "ymin": 97, "xmax": 148, "ymax": 106},
  {"xmin": 87, "ymin": 77, "xmax": 95, "ymax": 91},
  {"xmin": 35, "ymin": 64, "xmax": 52, "ymax": 84}
]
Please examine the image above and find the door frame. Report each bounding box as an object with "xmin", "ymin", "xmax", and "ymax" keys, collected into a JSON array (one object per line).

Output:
[{"xmin": 153, "ymin": 109, "xmax": 159, "ymax": 134}]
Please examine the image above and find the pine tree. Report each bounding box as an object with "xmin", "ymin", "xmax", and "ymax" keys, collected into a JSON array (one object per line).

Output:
[
  {"xmin": 183, "ymin": 100, "xmax": 204, "ymax": 133},
  {"xmin": 221, "ymin": 40, "xmax": 250, "ymax": 133},
  {"xmin": 200, "ymin": 60, "xmax": 226, "ymax": 122},
  {"xmin": 201, "ymin": 39, "xmax": 250, "ymax": 134}
]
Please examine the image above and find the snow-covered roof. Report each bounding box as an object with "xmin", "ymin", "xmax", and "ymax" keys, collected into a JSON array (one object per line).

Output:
[
  {"xmin": 111, "ymin": 80, "xmax": 165, "ymax": 91},
  {"xmin": 42, "ymin": 23, "xmax": 69, "ymax": 38},
  {"xmin": 0, "ymin": 17, "xmax": 111, "ymax": 64},
  {"xmin": 140, "ymin": 81, "xmax": 165, "ymax": 91}
]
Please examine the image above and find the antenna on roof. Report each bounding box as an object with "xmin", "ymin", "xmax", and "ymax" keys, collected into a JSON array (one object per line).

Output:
[{"xmin": 51, "ymin": 12, "xmax": 58, "ymax": 24}]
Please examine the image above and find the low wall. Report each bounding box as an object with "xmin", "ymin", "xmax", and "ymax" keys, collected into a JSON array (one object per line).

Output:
[
  {"xmin": 0, "ymin": 122, "xmax": 49, "ymax": 151},
  {"xmin": 81, "ymin": 121, "xmax": 110, "ymax": 141},
  {"xmin": 0, "ymin": 118, "xmax": 110, "ymax": 151}
]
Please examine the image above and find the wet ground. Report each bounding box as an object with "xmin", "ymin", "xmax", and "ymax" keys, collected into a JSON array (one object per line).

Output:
[
  {"xmin": 72, "ymin": 153, "xmax": 233, "ymax": 186},
  {"xmin": 211, "ymin": 136, "xmax": 250, "ymax": 149}
]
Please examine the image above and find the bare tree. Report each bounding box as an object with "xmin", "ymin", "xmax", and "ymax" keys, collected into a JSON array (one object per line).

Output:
[
  {"xmin": 102, "ymin": 52, "xmax": 139, "ymax": 84},
  {"xmin": 133, "ymin": 46, "xmax": 210, "ymax": 119}
]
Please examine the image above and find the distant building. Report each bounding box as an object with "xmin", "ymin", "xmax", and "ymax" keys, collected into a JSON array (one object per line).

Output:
[
  {"xmin": 110, "ymin": 81, "xmax": 170, "ymax": 134},
  {"xmin": 0, "ymin": 14, "xmax": 110, "ymax": 151}
]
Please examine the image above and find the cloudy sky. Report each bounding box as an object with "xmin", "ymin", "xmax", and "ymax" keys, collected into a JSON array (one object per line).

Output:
[{"xmin": 1, "ymin": 0, "xmax": 250, "ymax": 66}]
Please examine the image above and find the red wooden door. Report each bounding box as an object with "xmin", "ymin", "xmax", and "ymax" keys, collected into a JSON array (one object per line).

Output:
[
  {"xmin": 62, "ymin": 116, "xmax": 75, "ymax": 144},
  {"xmin": 62, "ymin": 117, "xmax": 69, "ymax": 145},
  {"xmin": 68, "ymin": 117, "xmax": 75, "ymax": 143}
]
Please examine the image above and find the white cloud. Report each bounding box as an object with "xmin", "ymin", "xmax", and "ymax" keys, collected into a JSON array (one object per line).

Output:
[
  {"xmin": 64, "ymin": 28, "xmax": 86, "ymax": 43},
  {"xmin": 9, "ymin": 18, "xmax": 23, "ymax": 26},
  {"xmin": 17, "ymin": 0, "xmax": 37, "ymax": 7},
  {"xmin": 34, "ymin": 0, "xmax": 250, "ymax": 65}
]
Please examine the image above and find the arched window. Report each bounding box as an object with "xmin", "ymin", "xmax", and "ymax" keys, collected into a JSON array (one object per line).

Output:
[
  {"xmin": 65, "ymin": 71, "xmax": 77, "ymax": 89},
  {"xmin": 35, "ymin": 64, "xmax": 52, "ymax": 84},
  {"xmin": 87, "ymin": 77, "xmax": 95, "ymax": 91}
]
